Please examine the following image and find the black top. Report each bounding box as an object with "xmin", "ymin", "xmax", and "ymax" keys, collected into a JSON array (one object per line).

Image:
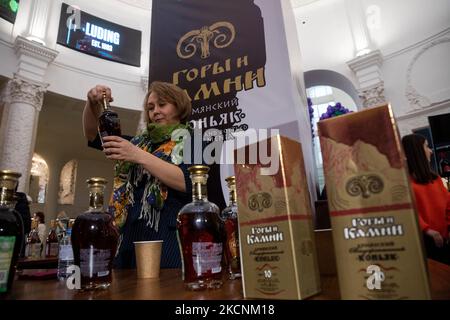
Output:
[
  {"xmin": 14, "ymin": 192, "xmax": 31, "ymax": 258},
  {"xmin": 88, "ymin": 134, "xmax": 192, "ymax": 269}
]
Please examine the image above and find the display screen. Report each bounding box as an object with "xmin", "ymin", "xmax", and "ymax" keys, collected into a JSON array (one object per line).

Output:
[
  {"xmin": 57, "ymin": 3, "xmax": 141, "ymax": 67},
  {"xmin": 429, "ymin": 113, "xmax": 450, "ymax": 150},
  {"xmin": 0, "ymin": 0, "xmax": 20, "ymax": 23}
]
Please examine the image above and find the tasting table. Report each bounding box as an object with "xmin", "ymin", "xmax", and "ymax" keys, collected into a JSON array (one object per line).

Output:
[{"xmin": 7, "ymin": 259, "xmax": 450, "ymax": 300}]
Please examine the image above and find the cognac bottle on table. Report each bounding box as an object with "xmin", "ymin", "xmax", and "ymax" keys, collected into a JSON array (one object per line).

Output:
[
  {"xmin": 220, "ymin": 176, "xmax": 241, "ymax": 280},
  {"xmin": 71, "ymin": 178, "xmax": 119, "ymax": 290},
  {"xmin": 45, "ymin": 220, "xmax": 59, "ymax": 258},
  {"xmin": 25, "ymin": 219, "xmax": 41, "ymax": 259},
  {"xmin": 0, "ymin": 170, "xmax": 24, "ymax": 296},
  {"xmin": 177, "ymin": 165, "xmax": 224, "ymax": 291},
  {"xmin": 98, "ymin": 90, "xmax": 121, "ymax": 144}
]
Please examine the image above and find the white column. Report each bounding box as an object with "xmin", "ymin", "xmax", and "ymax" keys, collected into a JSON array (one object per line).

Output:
[
  {"xmin": 0, "ymin": 77, "xmax": 46, "ymax": 192},
  {"xmin": 347, "ymin": 50, "xmax": 386, "ymax": 108},
  {"xmin": 44, "ymin": 158, "xmax": 65, "ymax": 223},
  {"xmin": 26, "ymin": 0, "xmax": 52, "ymax": 45},
  {"xmin": 344, "ymin": 0, "xmax": 373, "ymax": 57},
  {"xmin": 0, "ymin": 37, "xmax": 57, "ymax": 192}
]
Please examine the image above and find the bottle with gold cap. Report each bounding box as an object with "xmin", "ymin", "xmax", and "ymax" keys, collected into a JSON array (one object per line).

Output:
[
  {"xmin": 71, "ymin": 177, "xmax": 119, "ymax": 290},
  {"xmin": 98, "ymin": 90, "xmax": 121, "ymax": 144},
  {"xmin": 25, "ymin": 218, "xmax": 41, "ymax": 259},
  {"xmin": 45, "ymin": 220, "xmax": 59, "ymax": 258},
  {"xmin": 0, "ymin": 170, "xmax": 24, "ymax": 296},
  {"xmin": 177, "ymin": 165, "xmax": 224, "ymax": 290},
  {"xmin": 221, "ymin": 176, "xmax": 241, "ymax": 280}
]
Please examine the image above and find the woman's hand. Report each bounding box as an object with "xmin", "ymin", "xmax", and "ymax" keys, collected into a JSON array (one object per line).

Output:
[
  {"xmin": 87, "ymin": 85, "xmax": 114, "ymax": 111},
  {"xmin": 83, "ymin": 84, "xmax": 114, "ymax": 141},
  {"xmin": 425, "ymin": 229, "xmax": 444, "ymax": 248},
  {"xmin": 102, "ymin": 136, "xmax": 145, "ymax": 163}
]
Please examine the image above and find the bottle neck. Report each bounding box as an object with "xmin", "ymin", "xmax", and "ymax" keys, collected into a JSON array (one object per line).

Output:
[
  {"xmin": 0, "ymin": 187, "xmax": 15, "ymax": 208},
  {"xmin": 192, "ymin": 182, "xmax": 208, "ymax": 201},
  {"xmin": 228, "ymin": 187, "xmax": 237, "ymax": 205},
  {"xmin": 89, "ymin": 191, "xmax": 104, "ymax": 211},
  {"xmin": 102, "ymin": 96, "xmax": 109, "ymax": 112}
]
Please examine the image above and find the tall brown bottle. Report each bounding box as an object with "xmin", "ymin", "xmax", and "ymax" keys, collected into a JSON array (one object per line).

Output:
[
  {"xmin": 25, "ymin": 219, "xmax": 41, "ymax": 259},
  {"xmin": 177, "ymin": 165, "xmax": 224, "ymax": 291},
  {"xmin": 0, "ymin": 170, "xmax": 24, "ymax": 296},
  {"xmin": 71, "ymin": 178, "xmax": 119, "ymax": 290},
  {"xmin": 98, "ymin": 90, "xmax": 121, "ymax": 144},
  {"xmin": 220, "ymin": 176, "xmax": 241, "ymax": 280},
  {"xmin": 45, "ymin": 220, "xmax": 59, "ymax": 258}
]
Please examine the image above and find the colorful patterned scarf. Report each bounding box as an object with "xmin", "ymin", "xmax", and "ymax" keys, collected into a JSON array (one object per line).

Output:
[{"xmin": 109, "ymin": 122, "xmax": 190, "ymax": 232}]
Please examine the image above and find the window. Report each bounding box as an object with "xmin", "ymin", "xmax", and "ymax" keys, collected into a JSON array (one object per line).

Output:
[
  {"xmin": 307, "ymin": 86, "xmax": 358, "ymax": 194},
  {"xmin": 58, "ymin": 160, "xmax": 78, "ymax": 205},
  {"xmin": 29, "ymin": 153, "xmax": 49, "ymax": 204}
]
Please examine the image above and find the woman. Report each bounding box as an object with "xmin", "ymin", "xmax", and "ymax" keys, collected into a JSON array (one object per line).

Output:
[
  {"xmin": 402, "ymin": 134, "xmax": 450, "ymax": 265},
  {"xmin": 34, "ymin": 211, "xmax": 46, "ymax": 244},
  {"xmin": 82, "ymin": 81, "xmax": 193, "ymax": 269}
]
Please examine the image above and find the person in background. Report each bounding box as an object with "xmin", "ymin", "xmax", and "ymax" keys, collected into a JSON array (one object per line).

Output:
[
  {"xmin": 82, "ymin": 81, "xmax": 193, "ymax": 269},
  {"xmin": 402, "ymin": 134, "xmax": 450, "ymax": 265},
  {"xmin": 33, "ymin": 211, "xmax": 47, "ymax": 244}
]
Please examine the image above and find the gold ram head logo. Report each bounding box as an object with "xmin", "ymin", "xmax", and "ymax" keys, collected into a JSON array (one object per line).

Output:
[{"xmin": 176, "ymin": 21, "xmax": 236, "ymax": 59}]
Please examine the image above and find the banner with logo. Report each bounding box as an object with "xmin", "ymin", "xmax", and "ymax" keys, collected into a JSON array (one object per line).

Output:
[{"xmin": 149, "ymin": 0, "xmax": 315, "ymax": 208}]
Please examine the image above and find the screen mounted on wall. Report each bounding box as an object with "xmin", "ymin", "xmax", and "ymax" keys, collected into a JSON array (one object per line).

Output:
[
  {"xmin": 0, "ymin": 0, "xmax": 20, "ymax": 23},
  {"xmin": 57, "ymin": 3, "xmax": 142, "ymax": 67},
  {"xmin": 428, "ymin": 113, "xmax": 450, "ymax": 150}
]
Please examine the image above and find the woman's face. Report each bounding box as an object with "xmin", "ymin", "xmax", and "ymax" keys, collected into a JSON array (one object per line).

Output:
[
  {"xmin": 147, "ymin": 92, "xmax": 180, "ymax": 125},
  {"xmin": 423, "ymin": 140, "xmax": 433, "ymax": 163}
]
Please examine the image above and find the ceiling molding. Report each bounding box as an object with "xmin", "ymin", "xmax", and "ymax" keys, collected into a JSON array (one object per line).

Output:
[{"xmin": 115, "ymin": 0, "xmax": 152, "ymax": 11}]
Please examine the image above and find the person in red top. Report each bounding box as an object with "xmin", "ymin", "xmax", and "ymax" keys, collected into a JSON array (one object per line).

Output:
[{"xmin": 402, "ymin": 134, "xmax": 450, "ymax": 265}]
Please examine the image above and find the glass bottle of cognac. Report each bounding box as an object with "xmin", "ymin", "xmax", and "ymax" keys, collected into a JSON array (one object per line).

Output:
[
  {"xmin": 220, "ymin": 176, "xmax": 241, "ymax": 280},
  {"xmin": 71, "ymin": 178, "xmax": 119, "ymax": 290},
  {"xmin": 0, "ymin": 170, "xmax": 24, "ymax": 296},
  {"xmin": 25, "ymin": 219, "xmax": 41, "ymax": 259},
  {"xmin": 177, "ymin": 165, "xmax": 224, "ymax": 290},
  {"xmin": 45, "ymin": 220, "xmax": 59, "ymax": 258},
  {"xmin": 98, "ymin": 90, "xmax": 121, "ymax": 144}
]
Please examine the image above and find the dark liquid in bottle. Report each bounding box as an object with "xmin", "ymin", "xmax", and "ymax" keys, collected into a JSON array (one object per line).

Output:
[
  {"xmin": 0, "ymin": 207, "xmax": 23, "ymax": 296},
  {"xmin": 177, "ymin": 211, "xmax": 224, "ymax": 288},
  {"xmin": 71, "ymin": 212, "xmax": 119, "ymax": 290},
  {"xmin": 98, "ymin": 110, "xmax": 121, "ymax": 142},
  {"xmin": 45, "ymin": 229, "xmax": 59, "ymax": 258},
  {"xmin": 224, "ymin": 217, "xmax": 241, "ymax": 277}
]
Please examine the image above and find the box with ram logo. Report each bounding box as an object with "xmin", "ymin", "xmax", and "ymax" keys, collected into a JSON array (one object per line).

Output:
[
  {"xmin": 234, "ymin": 135, "xmax": 320, "ymax": 299},
  {"xmin": 318, "ymin": 104, "xmax": 430, "ymax": 300}
]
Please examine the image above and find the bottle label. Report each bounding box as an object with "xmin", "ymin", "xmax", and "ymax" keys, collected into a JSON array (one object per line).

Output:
[
  {"xmin": 59, "ymin": 244, "xmax": 74, "ymax": 261},
  {"xmin": 47, "ymin": 243, "xmax": 59, "ymax": 257},
  {"xmin": 0, "ymin": 236, "xmax": 16, "ymax": 293},
  {"xmin": 80, "ymin": 248, "xmax": 111, "ymax": 278},
  {"xmin": 192, "ymin": 242, "xmax": 223, "ymax": 275},
  {"xmin": 27, "ymin": 243, "xmax": 41, "ymax": 260}
]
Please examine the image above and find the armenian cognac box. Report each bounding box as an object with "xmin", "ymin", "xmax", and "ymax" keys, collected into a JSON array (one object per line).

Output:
[
  {"xmin": 234, "ymin": 135, "xmax": 321, "ymax": 300},
  {"xmin": 318, "ymin": 104, "xmax": 431, "ymax": 300}
]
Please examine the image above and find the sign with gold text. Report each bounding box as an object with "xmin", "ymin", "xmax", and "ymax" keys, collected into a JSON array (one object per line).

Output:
[{"xmin": 149, "ymin": 0, "xmax": 315, "ymax": 209}]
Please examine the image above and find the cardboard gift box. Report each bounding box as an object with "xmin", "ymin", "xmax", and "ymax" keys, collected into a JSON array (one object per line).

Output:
[
  {"xmin": 318, "ymin": 104, "xmax": 430, "ymax": 300},
  {"xmin": 234, "ymin": 135, "xmax": 321, "ymax": 299}
]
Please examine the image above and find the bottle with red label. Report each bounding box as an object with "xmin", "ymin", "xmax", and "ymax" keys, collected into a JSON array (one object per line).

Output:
[
  {"xmin": 71, "ymin": 178, "xmax": 119, "ymax": 290},
  {"xmin": 220, "ymin": 176, "xmax": 241, "ymax": 280},
  {"xmin": 177, "ymin": 165, "xmax": 224, "ymax": 290},
  {"xmin": 45, "ymin": 220, "xmax": 59, "ymax": 258}
]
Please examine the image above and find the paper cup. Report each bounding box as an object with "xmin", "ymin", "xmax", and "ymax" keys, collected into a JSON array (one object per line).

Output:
[{"xmin": 134, "ymin": 240, "xmax": 163, "ymax": 279}]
